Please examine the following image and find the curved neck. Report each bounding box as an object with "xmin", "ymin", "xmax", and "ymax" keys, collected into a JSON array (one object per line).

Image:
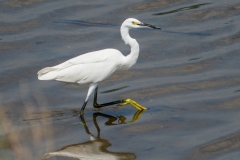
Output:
[{"xmin": 120, "ymin": 25, "xmax": 139, "ymax": 69}]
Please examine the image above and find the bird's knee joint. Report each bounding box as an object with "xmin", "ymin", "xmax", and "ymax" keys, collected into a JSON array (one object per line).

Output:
[{"xmin": 125, "ymin": 99, "xmax": 131, "ymax": 103}]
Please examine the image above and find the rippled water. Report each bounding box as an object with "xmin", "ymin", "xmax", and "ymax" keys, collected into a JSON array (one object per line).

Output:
[{"xmin": 1, "ymin": 0, "xmax": 240, "ymax": 160}]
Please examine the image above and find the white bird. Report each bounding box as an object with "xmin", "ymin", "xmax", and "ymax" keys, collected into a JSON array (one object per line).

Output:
[{"xmin": 37, "ymin": 18, "xmax": 161, "ymax": 115}]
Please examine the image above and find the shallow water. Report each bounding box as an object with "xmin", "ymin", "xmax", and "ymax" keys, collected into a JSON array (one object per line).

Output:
[{"xmin": 1, "ymin": 0, "xmax": 240, "ymax": 159}]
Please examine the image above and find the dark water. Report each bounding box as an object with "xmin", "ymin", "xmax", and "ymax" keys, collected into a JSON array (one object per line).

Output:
[{"xmin": 1, "ymin": 0, "xmax": 240, "ymax": 159}]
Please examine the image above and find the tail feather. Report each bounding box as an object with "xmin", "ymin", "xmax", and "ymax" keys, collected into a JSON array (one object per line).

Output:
[
  {"xmin": 37, "ymin": 67, "xmax": 57, "ymax": 75},
  {"xmin": 43, "ymin": 153, "xmax": 55, "ymax": 159},
  {"xmin": 37, "ymin": 67, "xmax": 58, "ymax": 80}
]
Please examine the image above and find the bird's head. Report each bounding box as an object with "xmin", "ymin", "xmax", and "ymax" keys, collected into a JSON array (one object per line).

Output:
[{"xmin": 123, "ymin": 18, "xmax": 161, "ymax": 30}]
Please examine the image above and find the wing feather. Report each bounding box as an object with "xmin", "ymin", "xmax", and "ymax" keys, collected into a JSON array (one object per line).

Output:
[
  {"xmin": 54, "ymin": 49, "xmax": 112, "ymax": 69},
  {"xmin": 38, "ymin": 49, "xmax": 123, "ymax": 81}
]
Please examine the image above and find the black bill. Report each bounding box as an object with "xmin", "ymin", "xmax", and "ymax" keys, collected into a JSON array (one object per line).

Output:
[{"xmin": 138, "ymin": 23, "xmax": 161, "ymax": 30}]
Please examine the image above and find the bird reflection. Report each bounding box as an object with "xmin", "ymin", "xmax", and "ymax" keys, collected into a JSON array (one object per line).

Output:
[{"xmin": 44, "ymin": 110, "xmax": 145, "ymax": 160}]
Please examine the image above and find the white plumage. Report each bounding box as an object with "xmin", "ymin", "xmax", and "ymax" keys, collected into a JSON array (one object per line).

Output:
[
  {"xmin": 38, "ymin": 49, "xmax": 127, "ymax": 84},
  {"xmin": 38, "ymin": 18, "xmax": 161, "ymax": 114}
]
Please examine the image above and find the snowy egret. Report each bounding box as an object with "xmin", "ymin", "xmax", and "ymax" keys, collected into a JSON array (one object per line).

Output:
[{"xmin": 38, "ymin": 18, "xmax": 161, "ymax": 115}]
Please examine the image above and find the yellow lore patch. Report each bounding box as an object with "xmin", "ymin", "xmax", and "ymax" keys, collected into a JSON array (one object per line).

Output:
[{"xmin": 132, "ymin": 21, "xmax": 139, "ymax": 25}]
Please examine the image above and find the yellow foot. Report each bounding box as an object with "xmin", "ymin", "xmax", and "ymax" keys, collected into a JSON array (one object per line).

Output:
[
  {"xmin": 119, "ymin": 99, "xmax": 148, "ymax": 110},
  {"xmin": 131, "ymin": 110, "xmax": 144, "ymax": 123},
  {"xmin": 118, "ymin": 110, "xmax": 145, "ymax": 124}
]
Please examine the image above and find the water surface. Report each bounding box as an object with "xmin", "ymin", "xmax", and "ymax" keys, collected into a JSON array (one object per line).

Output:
[{"xmin": 1, "ymin": 0, "xmax": 240, "ymax": 159}]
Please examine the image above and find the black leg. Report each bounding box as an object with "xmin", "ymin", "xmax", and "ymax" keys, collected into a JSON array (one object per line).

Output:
[
  {"xmin": 93, "ymin": 86, "xmax": 125, "ymax": 108},
  {"xmin": 93, "ymin": 112, "xmax": 118, "ymax": 126},
  {"xmin": 80, "ymin": 101, "xmax": 88, "ymax": 115},
  {"xmin": 79, "ymin": 114, "xmax": 91, "ymax": 135}
]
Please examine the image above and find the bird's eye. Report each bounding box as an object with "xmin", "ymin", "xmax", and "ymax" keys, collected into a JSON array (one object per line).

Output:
[{"xmin": 132, "ymin": 21, "xmax": 138, "ymax": 25}]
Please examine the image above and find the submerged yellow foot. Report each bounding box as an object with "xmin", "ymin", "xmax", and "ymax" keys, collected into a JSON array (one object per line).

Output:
[
  {"xmin": 119, "ymin": 98, "xmax": 147, "ymax": 110},
  {"xmin": 131, "ymin": 110, "xmax": 145, "ymax": 123},
  {"xmin": 118, "ymin": 110, "xmax": 145, "ymax": 124}
]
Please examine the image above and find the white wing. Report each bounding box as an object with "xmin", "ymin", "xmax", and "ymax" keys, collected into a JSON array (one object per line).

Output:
[
  {"xmin": 54, "ymin": 49, "xmax": 114, "ymax": 69},
  {"xmin": 37, "ymin": 49, "xmax": 124, "ymax": 83}
]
